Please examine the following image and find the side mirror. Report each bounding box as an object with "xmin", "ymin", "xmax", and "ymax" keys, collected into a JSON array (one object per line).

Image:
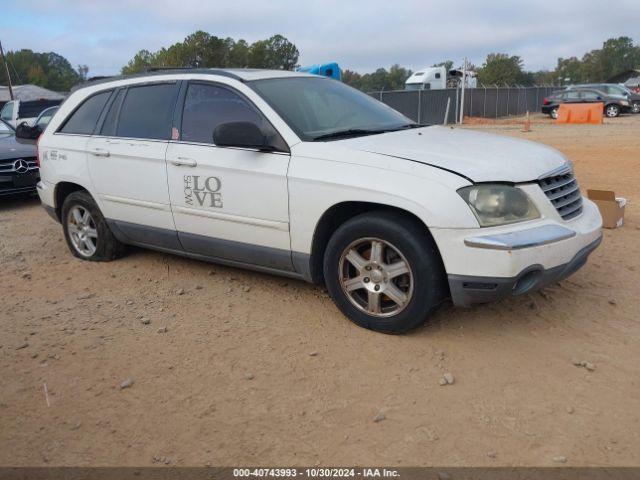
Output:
[
  {"xmin": 213, "ymin": 122, "xmax": 275, "ymax": 151},
  {"xmin": 15, "ymin": 122, "xmax": 42, "ymax": 140}
]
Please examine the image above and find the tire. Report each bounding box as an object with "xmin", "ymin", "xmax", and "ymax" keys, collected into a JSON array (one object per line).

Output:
[
  {"xmin": 550, "ymin": 108, "xmax": 558, "ymax": 120},
  {"xmin": 61, "ymin": 190, "xmax": 125, "ymax": 261},
  {"xmin": 605, "ymin": 104, "xmax": 620, "ymax": 118},
  {"xmin": 323, "ymin": 211, "xmax": 447, "ymax": 333},
  {"xmin": 632, "ymin": 101, "xmax": 640, "ymax": 114}
]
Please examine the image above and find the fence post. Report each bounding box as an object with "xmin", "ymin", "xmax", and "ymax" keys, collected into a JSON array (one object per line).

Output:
[
  {"xmin": 506, "ymin": 85, "xmax": 510, "ymax": 116},
  {"xmin": 483, "ymin": 85, "xmax": 487, "ymax": 118},
  {"xmin": 495, "ymin": 86, "xmax": 499, "ymax": 118},
  {"xmin": 455, "ymin": 88, "xmax": 459, "ymax": 124},
  {"xmin": 443, "ymin": 97, "xmax": 451, "ymax": 125},
  {"xmin": 418, "ymin": 89, "xmax": 422, "ymax": 124}
]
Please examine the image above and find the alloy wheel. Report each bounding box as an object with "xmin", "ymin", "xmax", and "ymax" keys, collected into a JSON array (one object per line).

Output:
[
  {"xmin": 67, "ymin": 206, "xmax": 98, "ymax": 257},
  {"xmin": 338, "ymin": 237, "xmax": 414, "ymax": 317}
]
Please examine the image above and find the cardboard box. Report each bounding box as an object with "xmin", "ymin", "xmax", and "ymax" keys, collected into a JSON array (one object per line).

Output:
[{"xmin": 587, "ymin": 189, "xmax": 626, "ymax": 229}]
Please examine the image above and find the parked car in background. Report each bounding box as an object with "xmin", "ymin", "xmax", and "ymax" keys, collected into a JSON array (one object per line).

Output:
[
  {"xmin": 0, "ymin": 119, "xmax": 39, "ymax": 197},
  {"xmin": 542, "ymin": 88, "xmax": 630, "ymax": 119},
  {"xmin": 0, "ymin": 99, "xmax": 63, "ymax": 127},
  {"xmin": 34, "ymin": 106, "xmax": 59, "ymax": 130},
  {"xmin": 37, "ymin": 69, "xmax": 602, "ymax": 333},
  {"xmin": 566, "ymin": 83, "xmax": 640, "ymax": 114},
  {"xmin": 14, "ymin": 106, "xmax": 60, "ymax": 140}
]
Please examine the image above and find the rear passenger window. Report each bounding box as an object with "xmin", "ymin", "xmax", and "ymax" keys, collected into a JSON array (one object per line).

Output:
[
  {"xmin": 181, "ymin": 83, "xmax": 267, "ymax": 144},
  {"xmin": 60, "ymin": 91, "xmax": 111, "ymax": 135},
  {"xmin": 116, "ymin": 83, "xmax": 177, "ymax": 140}
]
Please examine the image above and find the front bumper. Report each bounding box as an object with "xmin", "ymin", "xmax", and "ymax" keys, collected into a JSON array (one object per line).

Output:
[
  {"xmin": 432, "ymin": 195, "xmax": 603, "ymax": 307},
  {"xmin": 0, "ymin": 172, "xmax": 40, "ymax": 197},
  {"xmin": 448, "ymin": 235, "xmax": 601, "ymax": 307}
]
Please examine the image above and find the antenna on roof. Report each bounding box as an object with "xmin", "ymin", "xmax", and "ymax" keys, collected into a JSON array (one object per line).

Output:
[{"xmin": 0, "ymin": 40, "xmax": 14, "ymax": 100}]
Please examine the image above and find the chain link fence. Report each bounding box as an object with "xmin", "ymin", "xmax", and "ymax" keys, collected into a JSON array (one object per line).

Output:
[{"xmin": 369, "ymin": 86, "xmax": 559, "ymax": 124}]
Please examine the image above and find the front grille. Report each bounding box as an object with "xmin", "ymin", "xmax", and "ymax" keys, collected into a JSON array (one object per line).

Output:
[
  {"xmin": 538, "ymin": 169, "xmax": 583, "ymax": 221},
  {"xmin": 0, "ymin": 157, "xmax": 38, "ymax": 173}
]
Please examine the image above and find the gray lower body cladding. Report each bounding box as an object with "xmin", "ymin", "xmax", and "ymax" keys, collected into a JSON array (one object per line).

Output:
[
  {"xmin": 448, "ymin": 236, "xmax": 602, "ymax": 307},
  {"xmin": 43, "ymin": 203, "xmax": 601, "ymax": 310},
  {"xmin": 105, "ymin": 218, "xmax": 312, "ymax": 281}
]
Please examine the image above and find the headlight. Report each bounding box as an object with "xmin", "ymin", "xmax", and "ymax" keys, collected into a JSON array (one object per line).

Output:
[
  {"xmin": 458, "ymin": 184, "xmax": 540, "ymax": 227},
  {"xmin": 621, "ymin": 100, "xmax": 629, "ymax": 106}
]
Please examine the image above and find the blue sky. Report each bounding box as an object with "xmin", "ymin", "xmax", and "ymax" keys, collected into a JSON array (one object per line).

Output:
[{"xmin": 1, "ymin": 0, "xmax": 639, "ymax": 77}]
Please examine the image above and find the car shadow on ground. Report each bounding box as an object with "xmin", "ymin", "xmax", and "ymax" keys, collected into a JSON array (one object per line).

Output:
[{"xmin": 0, "ymin": 194, "xmax": 40, "ymax": 213}]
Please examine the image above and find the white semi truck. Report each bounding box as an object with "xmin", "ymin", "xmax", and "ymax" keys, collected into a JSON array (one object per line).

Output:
[{"xmin": 405, "ymin": 66, "xmax": 477, "ymax": 90}]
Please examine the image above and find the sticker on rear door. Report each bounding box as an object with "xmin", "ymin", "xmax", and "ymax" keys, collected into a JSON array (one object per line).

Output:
[{"xmin": 183, "ymin": 175, "xmax": 223, "ymax": 208}]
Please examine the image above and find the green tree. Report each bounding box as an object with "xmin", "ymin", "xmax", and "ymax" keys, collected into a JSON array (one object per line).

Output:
[
  {"xmin": 555, "ymin": 56, "xmax": 585, "ymax": 84},
  {"xmin": 341, "ymin": 69, "xmax": 363, "ymax": 90},
  {"xmin": 121, "ymin": 32, "xmax": 299, "ymax": 74},
  {"xmin": 348, "ymin": 65, "xmax": 412, "ymax": 92},
  {"xmin": 247, "ymin": 34, "xmax": 299, "ymax": 70},
  {"xmin": 0, "ymin": 49, "xmax": 82, "ymax": 91},
  {"xmin": 477, "ymin": 53, "xmax": 529, "ymax": 86},
  {"xmin": 580, "ymin": 37, "xmax": 640, "ymax": 81}
]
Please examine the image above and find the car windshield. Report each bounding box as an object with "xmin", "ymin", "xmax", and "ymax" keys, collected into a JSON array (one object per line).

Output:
[
  {"xmin": 250, "ymin": 77, "xmax": 416, "ymax": 141},
  {"xmin": 36, "ymin": 107, "xmax": 58, "ymax": 128}
]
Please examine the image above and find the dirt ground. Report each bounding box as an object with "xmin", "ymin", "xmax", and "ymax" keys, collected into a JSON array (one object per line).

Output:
[{"xmin": 1, "ymin": 114, "xmax": 639, "ymax": 468}]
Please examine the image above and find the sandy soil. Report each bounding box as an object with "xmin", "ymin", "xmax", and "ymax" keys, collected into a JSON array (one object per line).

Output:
[{"xmin": 1, "ymin": 114, "xmax": 639, "ymax": 467}]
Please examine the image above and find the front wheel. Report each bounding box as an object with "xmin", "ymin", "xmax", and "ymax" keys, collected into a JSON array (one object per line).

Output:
[
  {"xmin": 631, "ymin": 101, "xmax": 640, "ymax": 114},
  {"xmin": 323, "ymin": 211, "xmax": 447, "ymax": 333},
  {"xmin": 605, "ymin": 104, "xmax": 620, "ymax": 118},
  {"xmin": 550, "ymin": 107, "xmax": 559, "ymax": 119},
  {"xmin": 61, "ymin": 190, "xmax": 124, "ymax": 261}
]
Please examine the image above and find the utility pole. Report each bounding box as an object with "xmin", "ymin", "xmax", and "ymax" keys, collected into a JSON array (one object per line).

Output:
[
  {"xmin": 0, "ymin": 40, "xmax": 14, "ymax": 100},
  {"xmin": 459, "ymin": 57, "xmax": 467, "ymax": 124}
]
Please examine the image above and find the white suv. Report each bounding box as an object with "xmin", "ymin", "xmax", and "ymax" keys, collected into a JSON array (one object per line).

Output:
[{"xmin": 37, "ymin": 69, "xmax": 603, "ymax": 333}]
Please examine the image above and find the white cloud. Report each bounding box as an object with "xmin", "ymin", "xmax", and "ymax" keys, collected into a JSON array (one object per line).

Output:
[{"xmin": 1, "ymin": 0, "xmax": 638, "ymax": 77}]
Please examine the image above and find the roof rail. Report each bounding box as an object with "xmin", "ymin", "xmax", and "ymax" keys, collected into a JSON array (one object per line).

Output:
[{"xmin": 70, "ymin": 68, "xmax": 244, "ymax": 93}]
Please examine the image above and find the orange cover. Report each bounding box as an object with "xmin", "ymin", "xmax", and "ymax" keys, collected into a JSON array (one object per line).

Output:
[{"xmin": 556, "ymin": 103, "xmax": 603, "ymax": 124}]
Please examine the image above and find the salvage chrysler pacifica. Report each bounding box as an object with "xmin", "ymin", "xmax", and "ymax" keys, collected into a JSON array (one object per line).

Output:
[{"xmin": 36, "ymin": 69, "xmax": 603, "ymax": 333}]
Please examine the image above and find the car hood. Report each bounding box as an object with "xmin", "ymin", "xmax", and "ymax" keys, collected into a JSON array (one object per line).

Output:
[
  {"xmin": 337, "ymin": 126, "xmax": 568, "ymax": 183},
  {"xmin": 0, "ymin": 134, "xmax": 36, "ymax": 160}
]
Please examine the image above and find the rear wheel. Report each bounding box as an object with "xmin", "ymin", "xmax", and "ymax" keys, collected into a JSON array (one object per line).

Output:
[
  {"xmin": 61, "ymin": 191, "xmax": 124, "ymax": 261},
  {"xmin": 632, "ymin": 101, "xmax": 640, "ymax": 114},
  {"xmin": 550, "ymin": 107, "xmax": 559, "ymax": 119},
  {"xmin": 605, "ymin": 104, "xmax": 620, "ymax": 118},
  {"xmin": 323, "ymin": 211, "xmax": 447, "ymax": 333}
]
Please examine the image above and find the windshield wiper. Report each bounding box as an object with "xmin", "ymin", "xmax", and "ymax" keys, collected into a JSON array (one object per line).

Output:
[
  {"xmin": 312, "ymin": 129, "xmax": 385, "ymax": 141},
  {"xmin": 386, "ymin": 123, "xmax": 429, "ymax": 131},
  {"xmin": 311, "ymin": 124, "xmax": 430, "ymax": 142}
]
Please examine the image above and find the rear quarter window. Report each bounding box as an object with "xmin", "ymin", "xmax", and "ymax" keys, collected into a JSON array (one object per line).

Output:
[{"xmin": 59, "ymin": 91, "xmax": 112, "ymax": 135}]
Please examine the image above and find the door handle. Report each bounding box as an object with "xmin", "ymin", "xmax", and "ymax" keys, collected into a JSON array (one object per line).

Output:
[
  {"xmin": 171, "ymin": 157, "xmax": 197, "ymax": 167},
  {"xmin": 89, "ymin": 148, "xmax": 110, "ymax": 157}
]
